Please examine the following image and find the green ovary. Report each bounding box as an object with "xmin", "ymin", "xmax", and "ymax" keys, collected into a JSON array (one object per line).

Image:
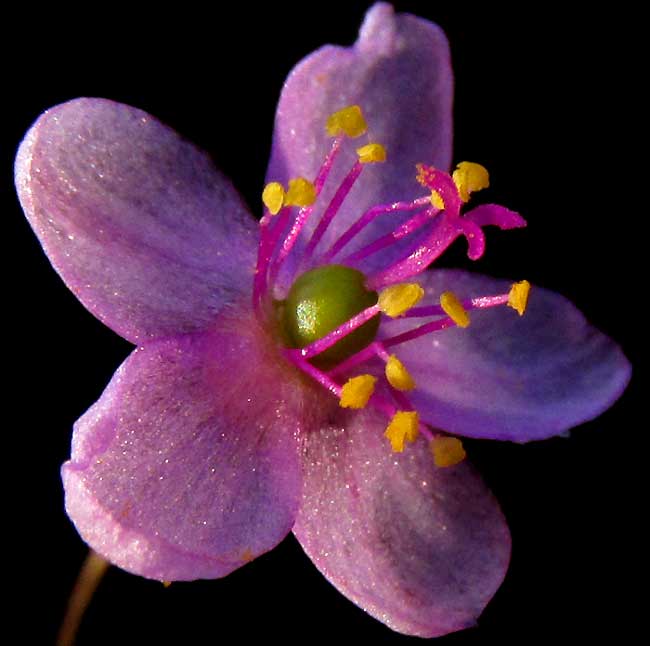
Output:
[{"xmin": 281, "ymin": 264, "xmax": 380, "ymax": 368}]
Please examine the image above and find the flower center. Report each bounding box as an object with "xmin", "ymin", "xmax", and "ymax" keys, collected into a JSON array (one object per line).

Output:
[
  {"xmin": 280, "ymin": 264, "xmax": 380, "ymax": 368},
  {"xmin": 253, "ymin": 104, "xmax": 530, "ymax": 463}
]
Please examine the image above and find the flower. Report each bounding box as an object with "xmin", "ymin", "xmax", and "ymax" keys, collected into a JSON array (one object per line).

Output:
[{"xmin": 15, "ymin": 3, "xmax": 630, "ymax": 639}]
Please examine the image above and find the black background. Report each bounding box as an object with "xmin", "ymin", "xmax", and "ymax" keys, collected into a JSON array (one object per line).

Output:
[{"xmin": 3, "ymin": 2, "xmax": 640, "ymax": 644}]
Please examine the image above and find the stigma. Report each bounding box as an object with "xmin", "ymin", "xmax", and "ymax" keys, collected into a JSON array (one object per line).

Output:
[{"xmin": 254, "ymin": 105, "xmax": 529, "ymax": 464}]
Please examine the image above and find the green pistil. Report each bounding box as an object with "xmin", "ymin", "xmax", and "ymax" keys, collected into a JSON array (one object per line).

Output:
[{"xmin": 281, "ymin": 264, "xmax": 380, "ymax": 368}]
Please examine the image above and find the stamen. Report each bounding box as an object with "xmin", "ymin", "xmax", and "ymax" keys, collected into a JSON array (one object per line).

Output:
[
  {"xmin": 253, "ymin": 208, "xmax": 292, "ymax": 310},
  {"xmin": 452, "ymin": 161, "xmax": 490, "ymax": 202},
  {"xmin": 431, "ymin": 436, "xmax": 466, "ymax": 467},
  {"xmin": 507, "ymin": 280, "xmax": 531, "ymax": 316},
  {"xmin": 378, "ymin": 283, "xmax": 425, "ymax": 317},
  {"xmin": 326, "ymin": 105, "xmax": 367, "ymax": 138},
  {"xmin": 366, "ymin": 163, "xmax": 526, "ymax": 290},
  {"xmin": 313, "ymin": 136, "xmax": 345, "ymax": 192},
  {"xmin": 304, "ymin": 143, "xmax": 386, "ymax": 260},
  {"xmin": 293, "ymin": 302, "xmax": 380, "ymax": 360},
  {"xmin": 261, "ymin": 108, "xmax": 526, "ymax": 463},
  {"xmin": 365, "ymin": 168, "xmax": 465, "ymax": 289},
  {"xmin": 340, "ymin": 374, "xmax": 377, "ymax": 409},
  {"xmin": 330, "ymin": 283, "xmax": 524, "ymax": 377},
  {"xmin": 266, "ymin": 137, "xmax": 345, "ymax": 288},
  {"xmin": 304, "ymin": 160, "xmax": 363, "ymax": 258},
  {"xmin": 284, "ymin": 177, "xmax": 316, "ymax": 208},
  {"xmin": 356, "ymin": 143, "xmax": 387, "ymax": 164},
  {"xmin": 384, "ymin": 411, "xmax": 420, "ymax": 452},
  {"xmin": 439, "ymin": 291, "xmax": 470, "ymax": 328},
  {"xmin": 328, "ymin": 341, "xmax": 384, "ymax": 377},
  {"xmin": 320, "ymin": 196, "xmax": 432, "ymax": 263},
  {"xmin": 262, "ymin": 182, "xmax": 285, "ymax": 215},
  {"xmin": 341, "ymin": 207, "xmax": 436, "ymax": 266},
  {"xmin": 401, "ymin": 293, "xmax": 510, "ymax": 318},
  {"xmin": 385, "ymin": 354, "xmax": 416, "ymax": 391},
  {"xmin": 286, "ymin": 352, "xmax": 342, "ymax": 398},
  {"xmin": 383, "ymin": 317, "xmax": 458, "ymax": 348}
]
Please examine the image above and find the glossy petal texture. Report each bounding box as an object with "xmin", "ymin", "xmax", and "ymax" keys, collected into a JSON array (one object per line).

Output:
[
  {"xmin": 62, "ymin": 309, "xmax": 312, "ymax": 580},
  {"xmin": 16, "ymin": 98, "xmax": 258, "ymax": 344},
  {"xmin": 293, "ymin": 401, "xmax": 511, "ymax": 637},
  {"xmin": 385, "ymin": 270, "xmax": 631, "ymax": 442},
  {"xmin": 266, "ymin": 3, "xmax": 453, "ymax": 287}
]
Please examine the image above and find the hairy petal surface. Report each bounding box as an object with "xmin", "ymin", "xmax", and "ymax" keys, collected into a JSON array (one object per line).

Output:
[
  {"xmin": 386, "ymin": 270, "xmax": 631, "ymax": 442},
  {"xmin": 266, "ymin": 3, "xmax": 453, "ymax": 285},
  {"xmin": 16, "ymin": 98, "xmax": 258, "ymax": 344},
  {"xmin": 293, "ymin": 402, "xmax": 511, "ymax": 637},
  {"xmin": 62, "ymin": 309, "xmax": 309, "ymax": 580}
]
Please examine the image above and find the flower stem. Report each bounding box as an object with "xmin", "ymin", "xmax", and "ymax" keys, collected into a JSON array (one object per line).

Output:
[{"xmin": 56, "ymin": 550, "xmax": 110, "ymax": 646}]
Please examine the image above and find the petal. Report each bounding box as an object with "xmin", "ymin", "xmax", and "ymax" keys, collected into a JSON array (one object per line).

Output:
[
  {"xmin": 386, "ymin": 270, "xmax": 631, "ymax": 442},
  {"xmin": 16, "ymin": 98, "xmax": 258, "ymax": 344},
  {"xmin": 62, "ymin": 307, "xmax": 309, "ymax": 580},
  {"xmin": 266, "ymin": 3, "xmax": 453, "ymax": 283},
  {"xmin": 293, "ymin": 403, "xmax": 511, "ymax": 637}
]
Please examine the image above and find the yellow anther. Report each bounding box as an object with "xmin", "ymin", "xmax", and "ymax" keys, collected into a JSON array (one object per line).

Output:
[
  {"xmin": 430, "ymin": 190, "xmax": 445, "ymax": 210},
  {"xmin": 507, "ymin": 280, "xmax": 531, "ymax": 316},
  {"xmin": 385, "ymin": 355, "xmax": 416, "ymax": 391},
  {"xmin": 384, "ymin": 411, "xmax": 420, "ymax": 453},
  {"xmin": 440, "ymin": 291, "xmax": 470, "ymax": 328},
  {"xmin": 356, "ymin": 143, "xmax": 387, "ymax": 164},
  {"xmin": 431, "ymin": 436, "xmax": 466, "ymax": 468},
  {"xmin": 378, "ymin": 283, "xmax": 424, "ymax": 317},
  {"xmin": 326, "ymin": 105, "xmax": 368, "ymax": 138},
  {"xmin": 340, "ymin": 374, "xmax": 377, "ymax": 409},
  {"xmin": 284, "ymin": 177, "xmax": 316, "ymax": 208},
  {"xmin": 262, "ymin": 182, "xmax": 285, "ymax": 215},
  {"xmin": 162, "ymin": 581, "xmax": 172, "ymax": 588},
  {"xmin": 452, "ymin": 161, "xmax": 490, "ymax": 202}
]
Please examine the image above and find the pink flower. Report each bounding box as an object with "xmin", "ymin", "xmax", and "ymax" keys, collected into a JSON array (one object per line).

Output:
[{"xmin": 15, "ymin": 4, "xmax": 630, "ymax": 638}]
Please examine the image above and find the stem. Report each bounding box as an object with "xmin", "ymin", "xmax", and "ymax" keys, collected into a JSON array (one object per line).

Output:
[{"xmin": 56, "ymin": 551, "xmax": 110, "ymax": 646}]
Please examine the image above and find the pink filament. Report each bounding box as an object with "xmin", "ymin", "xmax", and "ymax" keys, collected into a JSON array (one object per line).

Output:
[
  {"xmin": 400, "ymin": 293, "xmax": 510, "ymax": 318},
  {"xmin": 291, "ymin": 303, "xmax": 380, "ymax": 360},
  {"xmin": 253, "ymin": 208, "xmax": 291, "ymax": 308},
  {"xmin": 320, "ymin": 195, "xmax": 432, "ymax": 262},
  {"xmin": 384, "ymin": 317, "xmax": 458, "ymax": 347},
  {"xmin": 266, "ymin": 136, "xmax": 344, "ymax": 289},
  {"xmin": 364, "ymin": 215, "xmax": 462, "ymax": 290},
  {"xmin": 328, "ymin": 316, "xmax": 458, "ymax": 377},
  {"xmin": 304, "ymin": 160, "xmax": 363, "ymax": 258},
  {"xmin": 341, "ymin": 207, "xmax": 437, "ymax": 265},
  {"xmin": 285, "ymin": 352, "xmax": 342, "ymax": 397}
]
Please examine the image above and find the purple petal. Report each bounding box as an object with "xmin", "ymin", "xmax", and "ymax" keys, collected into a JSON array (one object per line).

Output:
[
  {"xmin": 266, "ymin": 3, "xmax": 453, "ymax": 284},
  {"xmin": 16, "ymin": 98, "xmax": 258, "ymax": 344},
  {"xmin": 62, "ymin": 308, "xmax": 308, "ymax": 580},
  {"xmin": 293, "ymin": 403, "xmax": 511, "ymax": 637},
  {"xmin": 384, "ymin": 270, "xmax": 631, "ymax": 442}
]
